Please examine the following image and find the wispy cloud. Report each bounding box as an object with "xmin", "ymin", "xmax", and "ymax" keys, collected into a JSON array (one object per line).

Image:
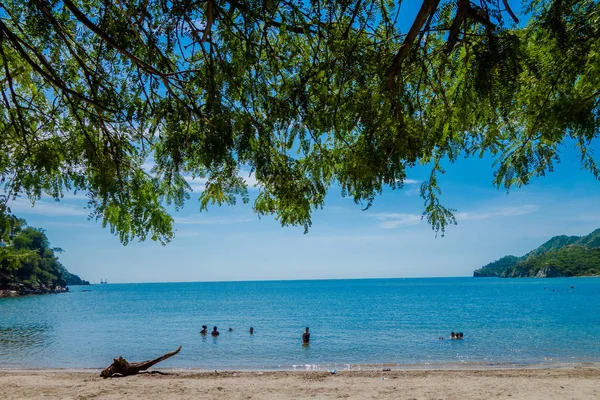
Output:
[
  {"xmin": 392, "ymin": 178, "xmax": 420, "ymax": 195},
  {"xmin": 183, "ymin": 176, "xmax": 209, "ymax": 192},
  {"xmin": 8, "ymin": 198, "xmax": 88, "ymax": 217},
  {"xmin": 183, "ymin": 171, "xmax": 260, "ymax": 193},
  {"xmin": 240, "ymin": 170, "xmax": 260, "ymax": 189},
  {"xmin": 57, "ymin": 191, "xmax": 88, "ymax": 200},
  {"xmin": 395, "ymin": 178, "xmax": 420, "ymax": 186},
  {"xmin": 371, "ymin": 204, "xmax": 539, "ymax": 229},
  {"xmin": 143, "ymin": 162, "xmax": 260, "ymax": 193},
  {"xmin": 455, "ymin": 204, "xmax": 539, "ymax": 221},
  {"xmin": 404, "ymin": 187, "xmax": 421, "ymax": 196},
  {"xmin": 173, "ymin": 231, "xmax": 203, "ymax": 238},
  {"xmin": 370, "ymin": 213, "xmax": 423, "ymax": 229},
  {"xmin": 174, "ymin": 215, "xmax": 254, "ymax": 225},
  {"xmin": 141, "ymin": 161, "xmax": 155, "ymax": 173},
  {"xmin": 43, "ymin": 221, "xmax": 93, "ymax": 229}
]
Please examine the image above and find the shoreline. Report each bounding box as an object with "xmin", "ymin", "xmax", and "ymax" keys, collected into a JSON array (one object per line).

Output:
[
  {"xmin": 0, "ymin": 286, "xmax": 68, "ymax": 298},
  {"xmin": 2, "ymin": 360, "xmax": 600, "ymax": 373},
  {"xmin": 2, "ymin": 366, "xmax": 599, "ymax": 399}
]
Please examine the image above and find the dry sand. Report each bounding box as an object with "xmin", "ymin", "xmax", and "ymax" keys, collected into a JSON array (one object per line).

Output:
[{"xmin": 2, "ymin": 366, "xmax": 599, "ymax": 399}]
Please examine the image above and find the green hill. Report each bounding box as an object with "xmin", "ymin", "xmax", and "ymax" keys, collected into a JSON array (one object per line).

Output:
[
  {"xmin": 473, "ymin": 256, "xmax": 520, "ymax": 277},
  {"xmin": 0, "ymin": 214, "xmax": 89, "ymax": 297},
  {"xmin": 474, "ymin": 229, "xmax": 600, "ymax": 278}
]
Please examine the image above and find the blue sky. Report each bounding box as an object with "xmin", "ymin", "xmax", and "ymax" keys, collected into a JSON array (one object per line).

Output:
[
  {"xmin": 7, "ymin": 2, "xmax": 599, "ymax": 283},
  {"xmin": 8, "ymin": 139, "xmax": 600, "ymax": 283}
]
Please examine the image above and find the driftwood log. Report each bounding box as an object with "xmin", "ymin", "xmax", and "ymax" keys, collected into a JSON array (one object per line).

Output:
[{"xmin": 100, "ymin": 346, "xmax": 182, "ymax": 378}]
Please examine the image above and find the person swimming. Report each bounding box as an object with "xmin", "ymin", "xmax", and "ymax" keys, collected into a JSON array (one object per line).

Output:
[
  {"xmin": 200, "ymin": 325, "xmax": 207, "ymax": 335},
  {"xmin": 228, "ymin": 327, "xmax": 233, "ymax": 332},
  {"xmin": 302, "ymin": 327, "xmax": 310, "ymax": 344},
  {"xmin": 211, "ymin": 326, "xmax": 220, "ymax": 336},
  {"xmin": 450, "ymin": 332, "xmax": 464, "ymax": 339},
  {"xmin": 249, "ymin": 327, "xmax": 254, "ymax": 334}
]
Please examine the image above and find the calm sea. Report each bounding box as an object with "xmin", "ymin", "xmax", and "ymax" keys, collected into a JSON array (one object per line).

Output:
[{"xmin": 1, "ymin": 278, "xmax": 599, "ymax": 370}]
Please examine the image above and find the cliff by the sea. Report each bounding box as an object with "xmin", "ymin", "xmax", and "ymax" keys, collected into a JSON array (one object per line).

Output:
[
  {"xmin": 0, "ymin": 214, "xmax": 89, "ymax": 297},
  {"xmin": 474, "ymin": 228, "xmax": 600, "ymax": 278}
]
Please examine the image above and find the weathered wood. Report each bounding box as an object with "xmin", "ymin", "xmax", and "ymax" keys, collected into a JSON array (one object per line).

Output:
[{"xmin": 100, "ymin": 346, "xmax": 182, "ymax": 378}]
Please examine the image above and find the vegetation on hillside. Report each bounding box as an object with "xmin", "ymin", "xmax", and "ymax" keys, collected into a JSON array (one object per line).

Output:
[
  {"xmin": 472, "ymin": 256, "xmax": 520, "ymax": 277},
  {"xmin": 505, "ymin": 246, "xmax": 600, "ymax": 277},
  {"xmin": 1, "ymin": 1, "xmax": 599, "ymax": 243},
  {"xmin": 0, "ymin": 213, "xmax": 89, "ymax": 295},
  {"xmin": 474, "ymin": 229, "xmax": 600, "ymax": 278}
]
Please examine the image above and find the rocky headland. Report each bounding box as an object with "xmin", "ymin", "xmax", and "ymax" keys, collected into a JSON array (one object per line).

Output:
[{"xmin": 474, "ymin": 228, "xmax": 600, "ymax": 278}]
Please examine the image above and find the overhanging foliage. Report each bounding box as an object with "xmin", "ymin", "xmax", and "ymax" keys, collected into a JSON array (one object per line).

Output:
[{"xmin": 0, "ymin": 0, "xmax": 598, "ymax": 244}]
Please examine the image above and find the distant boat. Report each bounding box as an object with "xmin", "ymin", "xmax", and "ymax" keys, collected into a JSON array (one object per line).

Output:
[{"xmin": 100, "ymin": 279, "xmax": 108, "ymax": 284}]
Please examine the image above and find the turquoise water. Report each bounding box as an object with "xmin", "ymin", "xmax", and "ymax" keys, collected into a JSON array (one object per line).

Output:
[{"xmin": 0, "ymin": 277, "xmax": 599, "ymax": 370}]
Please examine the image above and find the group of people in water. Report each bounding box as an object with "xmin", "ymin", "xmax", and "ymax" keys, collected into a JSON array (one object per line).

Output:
[
  {"xmin": 200, "ymin": 325, "xmax": 462, "ymax": 343},
  {"xmin": 201, "ymin": 325, "xmax": 462, "ymax": 344},
  {"xmin": 200, "ymin": 325, "xmax": 249, "ymax": 336},
  {"xmin": 199, "ymin": 325, "xmax": 219, "ymax": 336},
  {"xmin": 200, "ymin": 325, "xmax": 309, "ymax": 343},
  {"xmin": 438, "ymin": 332, "xmax": 465, "ymax": 340}
]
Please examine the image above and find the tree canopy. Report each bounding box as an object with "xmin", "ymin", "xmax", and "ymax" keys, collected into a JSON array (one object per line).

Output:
[{"xmin": 0, "ymin": 0, "xmax": 598, "ymax": 244}]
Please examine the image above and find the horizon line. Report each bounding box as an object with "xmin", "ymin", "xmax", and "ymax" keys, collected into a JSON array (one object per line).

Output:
[{"xmin": 83, "ymin": 275, "xmax": 478, "ymax": 285}]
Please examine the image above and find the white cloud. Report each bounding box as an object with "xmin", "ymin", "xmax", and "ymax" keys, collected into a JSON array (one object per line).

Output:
[
  {"xmin": 44, "ymin": 221, "xmax": 92, "ymax": 229},
  {"xmin": 370, "ymin": 212, "xmax": 423, "ymax": 229},
  {"xmin": 393, "ymin": 178, "xmax": 420, "ymax": 195},
  {"xmin": 141, "ymin": 161, "xmax": 155, "ymax": 173},
  {"xmin": 174, "ymin": 215, "xmax": 254, "ymax": 225},
  {"xmin": 395, "ymin": 178, "xmax": 420, "ymax": 185},
  {"xmin": 403, "ymin": 179, "xmax": 420, "ymax": 185},
  {"xmin": 183, "ymin": 170, "xmax": 260, "ymax": 192},
  {"xmin": 455, "ymin": 204, "xmax": 539, "ymax": 221},
  {"xmin": 8, "ymin": 198, "xmax": 88, "ymax": 217},
  {"xmin": 241, "ymin": 170, "xmax": 260, "ymax": 189},
  {"xmin": 183, "ymin": 176, "xmax": 209, "ymax": 192},
  {"xmin": 370, "ymin": 204, "xmax": 539, "ymax": 230},
  {"xmin": 404, "ymin": 187, "xmax": 421, "ymax": 196},
  {"xmin": 58, "ymin": 191, "xmax": 88, "ymax": 200},
  {"xmin": 183, "ymin": 171, "xmax": 260, "ymax": 192},
  {"xmin": 173, "ymin": 231, "xmax": 203, "ymax": 238}
]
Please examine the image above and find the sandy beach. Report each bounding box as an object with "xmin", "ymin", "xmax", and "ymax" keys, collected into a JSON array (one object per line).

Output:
[{"xmin": 2, "ymin": 366, "xmax": 599, "ymax": 399}]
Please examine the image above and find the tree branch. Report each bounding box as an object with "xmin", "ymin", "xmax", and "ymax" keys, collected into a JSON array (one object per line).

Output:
[
  {"xmin": 62, "ymin": 0, "xmax": 164, "ymax": 77},
  {"xmin": 445, "ymin": 0, "xmax": 468, "ymax": 53},
  {"xmin": 385, "ymin": 0, "xmax": 440, "ymax": 82},
  {"xmin": 502, "ymin": 0, "xmax": 519, "ymax": 24},
  {"xmin": 0, "ymin": 21, "xmax": 116, "ymax": 113}
]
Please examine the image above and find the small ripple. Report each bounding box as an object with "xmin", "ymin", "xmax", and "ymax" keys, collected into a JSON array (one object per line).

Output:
[{"xmin": 0, "ymin": 325, "xmax": 54, "ymax": 351}]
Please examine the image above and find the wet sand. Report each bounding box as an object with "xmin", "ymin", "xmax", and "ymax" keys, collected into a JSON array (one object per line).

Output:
[{"xmin": 1, "ymin": 366, "xmax": 600, "ymax": 399}]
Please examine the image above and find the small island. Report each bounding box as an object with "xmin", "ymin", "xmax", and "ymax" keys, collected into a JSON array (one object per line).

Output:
[
  {"xmin": 474, "ymin": 228, "xmax": 600, "ymax": 278},
  {"xmin": 0, "ymin": 214, "xmax": 89, "ymax": 297}
]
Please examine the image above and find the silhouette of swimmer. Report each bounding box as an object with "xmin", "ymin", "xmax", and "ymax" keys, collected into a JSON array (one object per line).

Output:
[
  {"xmin": 458, "ymin": 332, "xmax": 464, "ymax": 339},
  {"xmin": 450, "ymin": 332, "xmax": 456, "ymax": 339},
  {"xmin": 200, "ymin": 325, "xmax": 208, "ymax": 335},
  {"xmin": 302, "ymin": 327, "xmax": 310, "ymax": 344},
  {"xmin": 228, "ymin": 327, "xmax": 233, "ymax": 332},
  {"xmin": 211, "ymin": 326, "xmax": 220, "ymax": 336},
  {"xmin": 249, "ymin": 327, "xmax": 254, "ymax": 334}
]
